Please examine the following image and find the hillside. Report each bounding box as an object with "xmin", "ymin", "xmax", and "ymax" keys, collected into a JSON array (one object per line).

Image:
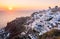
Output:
[
  {"xmin": 0, "ymin": 6, "xmax": 60, "ymax": 39},
  {"xmin": 39, "ymin": 29, "xmax": 60, "ymax": 39}
]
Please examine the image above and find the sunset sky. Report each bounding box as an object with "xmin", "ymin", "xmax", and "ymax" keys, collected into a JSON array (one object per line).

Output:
[
  {"xmin": 0, "ymin": 0, "xmax": 60, "ymax": 10},
  {"xmin": 0, "ymin": 0, "xmax": 60, "ymax": 28}
]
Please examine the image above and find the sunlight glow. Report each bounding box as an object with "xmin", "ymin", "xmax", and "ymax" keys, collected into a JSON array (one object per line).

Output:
[
  {"xmin": 8, "ymin": 7, "xmax": 13, "ymax": 10},
  {"xmin": 0, "ymin": 0, "xmax": 60, "ymax": 9}
]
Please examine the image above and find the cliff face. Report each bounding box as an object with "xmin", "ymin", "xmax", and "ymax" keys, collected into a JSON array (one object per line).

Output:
[{"xmin": 5, "ymin": 17, "xmax": 31, "ymax": 39}]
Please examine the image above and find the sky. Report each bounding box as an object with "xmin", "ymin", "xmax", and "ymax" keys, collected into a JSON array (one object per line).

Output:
[
  {"xmin": 0, "ymin": 0, "xmax": 60, "ymax": 28},
  {"xmin": 0, "ymin": 0, "xmax": 60, "ymax": 10}
]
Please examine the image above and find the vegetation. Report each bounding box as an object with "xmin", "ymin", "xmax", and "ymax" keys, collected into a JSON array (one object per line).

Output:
[{"xmin": 39, "ymin": 29, "xmax": 60, "ymax": 39}]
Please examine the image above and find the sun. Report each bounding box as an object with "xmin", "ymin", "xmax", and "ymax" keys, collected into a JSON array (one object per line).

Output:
[{"xmin": 8, "ymin": 7, "xmax": 13, "ymax": 10}]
